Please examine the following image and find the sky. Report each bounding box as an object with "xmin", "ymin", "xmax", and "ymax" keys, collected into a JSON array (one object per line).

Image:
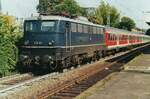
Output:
[
  {"xmin": 1, "ymin": 0, "xmax": 150, "ymax": 29},
  {"xmin": 1, "ymin": 0, "xmax": 39, "ymax": 18}
]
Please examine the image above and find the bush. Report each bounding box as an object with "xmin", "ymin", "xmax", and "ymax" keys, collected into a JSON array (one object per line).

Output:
[{"xmin": 0, "ymin": 15, "xmax": 22, "ymax": 76}]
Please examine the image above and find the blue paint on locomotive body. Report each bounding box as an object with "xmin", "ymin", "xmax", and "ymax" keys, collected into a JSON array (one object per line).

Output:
[
  {"xmin": 23, "ymin": 20, "xmax": 105, "ymax": 47},
  {"xmin": 23, "ymin": 20, "xmax": 63, "ymax": 46},
  {"xmin": 20, "ymin": 16, "xmax": 106, "ymax": 68}
]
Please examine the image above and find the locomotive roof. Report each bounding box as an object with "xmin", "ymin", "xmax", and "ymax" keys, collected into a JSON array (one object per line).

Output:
[{"xmin": 25, "ymin": 15, "xmax": 105, "ymax": 28}]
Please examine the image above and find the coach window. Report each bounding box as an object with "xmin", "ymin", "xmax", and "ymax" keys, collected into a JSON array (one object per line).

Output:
[
  {"xmin": 119, "ymin": 35, "xmax": 121, "ymax": 41},
  {"xmin": 71, "ymin": 23, "xmax": 77, "ymax": 32},
  {"xmin": 115, "ymin": 35, "xmax": 117, "ymax": 40},
  {"xmin": 113, "ymin": 34, "xmax": 116, "ymax": 41},
  {"xmin": 111, "ymin": 34, "xmax": 114, "ymax": 41},
  {"xmin": 108, "ymin": 34, "xmax": 111, "ymax": 41},
  {"xmin": 113, "ymin": 35, "xmax": 115, "ymax": 40},
  {"xmin": 122, "ymin": 35, "xmax": 124, "ymax": 41},
  {"xmin": 110, "ymin": 34, "xmax": 113, "ymax": 41},
  {"xmin": 112, "ymin": 34, "xmax": 114, "ymax": 41},
  {"xmin": 109, "ymin": 34, "xmax": 111, "ymax": 41}
]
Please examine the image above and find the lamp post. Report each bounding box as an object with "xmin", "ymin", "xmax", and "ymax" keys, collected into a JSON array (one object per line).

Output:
[
  {"xmin": 0, "ymin": 0, "xmax": 1, "ymax": 13},
  {"xmin": 107, "ymin": 9, "xmax": 110, "ymax": 26},
  {"xmin": 142, "ymin": 11, "xmax": 150, "ymax": 26},
  {"xmin": 107, "ymin": 0, "xmax": 111, "ymax": 27}
]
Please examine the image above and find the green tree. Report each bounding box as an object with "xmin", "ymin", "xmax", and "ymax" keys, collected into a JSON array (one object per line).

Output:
[
  {"xmin": 37, "ymin": 0, "xmax": 63, "ymax": 14},
  {"xmin": 117, "ymin": 16, "xmax": 136, "ymax": 31},
  {"xmin": 89, "ymin": 1, "xmax": 120, "ymax": 26},
  {"xmin": 54, "ymin": 0, "xmax": 83, "ymax": 16},
  {"xmin": 0, "ymin": 15, "xmax": 22, "ymax": 76},
  {"xmin": 88, "ymin": 14, "xmax": 103, "ymax": 24},
  {"xmin": 37, "ymin": 0, "xmax": 87, "ymax": 17}
]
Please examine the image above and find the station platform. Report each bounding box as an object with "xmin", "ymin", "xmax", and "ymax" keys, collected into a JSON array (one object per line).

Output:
[
  {"xmin": 124, "ymin": 48, "xmax": 150, "ymax": 73},
  {"xmin": 75, "ymin": 46, "xmax": 150, "ymax": 99}
]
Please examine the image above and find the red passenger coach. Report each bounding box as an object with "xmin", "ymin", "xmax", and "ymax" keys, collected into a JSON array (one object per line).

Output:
[
  {"xmin": 104, "ymin": 27, "xmax": 150, "ymax": 53},
  {"xmin": 119, "ymin": 35, "xmax": 128, "ymax": 45},
  {"xmin": 105, "ymin": 31, "xmax": 117, "ymax": 47}
]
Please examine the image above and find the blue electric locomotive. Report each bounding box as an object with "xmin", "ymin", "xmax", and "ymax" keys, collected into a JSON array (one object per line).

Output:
[{"xmin": 19, "ymin": 15, "xmax": 106, "ymax": 70}]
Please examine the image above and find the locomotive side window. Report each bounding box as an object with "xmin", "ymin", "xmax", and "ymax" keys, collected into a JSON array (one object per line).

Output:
[
  {"xmin": 100, "ymin": 28, "xmax": 104, "ymax": 34},
  {"xmin": 78, "ymin": 24, "xmax": 82, "ymax": 33},
  {"xmin": 98, "ymin": 28, "xmax": 102, "ymax": 34},
  {"xmin": 71, "ymin": 23, "xmax": 77, "ymax": 32},
  {"xmin": 89, "ymin": 26, "xmax": 93, "ymax": 34},
  {"xmin": 97, "ymin": 27, "xmax": 99, "ymax": 34},
  {"xmin": 41, "ymin": 21, "xmax": 55, "ymax": 32},
  {"xmin": 96, "ymin": 27, "xmax": 98, "ymax": 34},
  {"xmin": 83, "ymin": 25, "xmax": 88, "ymax": 33},
  {"xmin": 93, "ymin": 27, "xmax": 97, "ymax": 34}
]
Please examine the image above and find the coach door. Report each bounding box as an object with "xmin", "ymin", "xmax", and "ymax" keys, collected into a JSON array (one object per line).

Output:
[{"xmin": 65, "ymin": 22, "xmax": 72, "ymax": 52}]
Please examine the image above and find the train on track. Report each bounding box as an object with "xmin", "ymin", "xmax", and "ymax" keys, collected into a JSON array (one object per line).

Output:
[{"xmin": 19, "ymin": 15, "xmax": 150, "ymax": 71}]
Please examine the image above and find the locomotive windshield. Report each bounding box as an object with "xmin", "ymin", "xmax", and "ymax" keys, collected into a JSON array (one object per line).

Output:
[{"xmin": 25, "ymin": 20, "xmax": 57, "ymax": 33}]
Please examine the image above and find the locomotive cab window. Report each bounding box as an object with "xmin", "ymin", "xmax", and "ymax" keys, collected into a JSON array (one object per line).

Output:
[
  {"xmin": 24, "ymin": 20, "xmax": 57, "ymax": 33},
  {"xmin": 41, "ymin": 21, "xmax": 55, "ymax": 32},
  {"xmin": 25, "ymin": 21, "xmax": 39, "ymax": 32}
]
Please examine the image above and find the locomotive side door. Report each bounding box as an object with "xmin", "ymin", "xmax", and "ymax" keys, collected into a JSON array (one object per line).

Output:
[{"xmin": 65, "ymin": 22, "xmax": 72, "ymax": 52}]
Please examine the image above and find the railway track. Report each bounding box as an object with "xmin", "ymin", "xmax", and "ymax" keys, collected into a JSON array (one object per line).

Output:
[
  {"xmin": 36, "ymin": 44, "xmax": 149, "ymax": 99},
  {"xmin": 0, "ymin": 73, "xmax": 34, "ymax": 91},
  {"xmin": 0, "ymin": 44, "xmax": 149, "ymax": 99}
]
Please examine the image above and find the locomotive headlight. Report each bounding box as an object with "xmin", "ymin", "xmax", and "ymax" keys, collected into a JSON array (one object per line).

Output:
[
  {"xmin": 48, "ymin": 42, "xmax": 52, "ymax": 46},
  {"xmin": 48, "ymin": 40, "xmax": 55, "ymax": 46},
  {"xmin": 24, "ymin": 40, "xmax": 29, "ymax": 45},
  {"xmin": 47, "ymin": 56, "xmax": 52, "ymax": 60}
]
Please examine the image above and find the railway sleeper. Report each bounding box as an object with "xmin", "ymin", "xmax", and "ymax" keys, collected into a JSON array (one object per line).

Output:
[
  {"xmin": 59, "ymin": 90, "xmax": 81, "ymax": 94},
  {"xmin": 55, "ymin": 92, "xmax": 77, "ymax": 97}
]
